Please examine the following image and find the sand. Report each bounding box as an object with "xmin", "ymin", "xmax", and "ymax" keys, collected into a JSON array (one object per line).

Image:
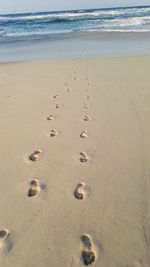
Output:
[{"xmin": 0, "ymin": 56, "xmax": 150, "ymax": 266}]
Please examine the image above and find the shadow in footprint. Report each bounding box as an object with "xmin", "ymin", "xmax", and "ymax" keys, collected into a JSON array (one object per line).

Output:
[
  {"xmin": 29, "ymin": 150, "xmax": 41, "ymax": 161},
  {"xmin": 82, "ymin": 251, "xmax": 96, "ymax": 266},
  {"xmin": 47, "ymin": 115, "xmax": 55, "ymax": 120},
  {"xmin": 83, "ymin": 104, "xmax": 89, "ymax": 109},
  {"xmin": 50, "ymin": 129, "xmax": 58, "ymax": 137},
  {"xmin": 80, "ymin": 152, "xmax": 88, "ymax": 163},
  {"xmin": 81, "ymin": 234, "xmax": 93, "ymax": 249},
  {"xmin": 74, "ymin": 183, "xmax": 85, "ymax": 200},
  {"xmin": 0, "ymin": 230, "xmax": 12, "ymax": 253},
  {"xmin": 55, "ymin": 104, "xmax": 61, "ymax": 109},
  {"xmin": 28, "ymin": 179, "xmax": 40, "ymax": 197},
  {"xmin": 80, "ymin": 131, "xmax": 88, "ymax": 139},
  {"xmin": 84, "ymin": 115, "xmax": 91, "ymax": 122},
  {"xmin": 53, "ymin": 94, "xmax": 60, "ymax": 99},
  {"xmin": 81, "ymin": 234, "xmax": 96, "ymax": 265}
]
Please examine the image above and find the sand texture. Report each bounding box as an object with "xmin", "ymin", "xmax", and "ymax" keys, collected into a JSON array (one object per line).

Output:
[{"xmin": 0, "ymin": 56, "xmax": 150, "ymax": 266}]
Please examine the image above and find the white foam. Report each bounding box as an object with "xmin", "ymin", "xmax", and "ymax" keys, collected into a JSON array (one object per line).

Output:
[
  {"xmin": 0, "ymin": 6, "xmax": 150, "ymax": 41},
  {"xmin": 1, "ymin": 7, "xmax": 149, "ymax": 22},
  {"xmin": 5, "ymin": 29, "xmax": 73, "ymax": 37},
  {"xmin": 88, "ymin": 29, "xmax": 150, "ymax": 33}
]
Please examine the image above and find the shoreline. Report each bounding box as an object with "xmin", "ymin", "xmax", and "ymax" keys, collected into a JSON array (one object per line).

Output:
[
  {"xmin": 0, "ymin": 31, "xmax": 150, "ymax": 62},
  {"xmin": 0, "ymin": 53, "xmax": 150, "ymax": 65},
  {"xmin": 1, "ymin": 31, "xmax": 150, "ymax": 43}
]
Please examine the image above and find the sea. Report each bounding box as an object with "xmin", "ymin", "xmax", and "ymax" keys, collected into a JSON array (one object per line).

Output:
[{"xmin": 0, "ymin": 5, "xmax": 150, "ymax": 61}]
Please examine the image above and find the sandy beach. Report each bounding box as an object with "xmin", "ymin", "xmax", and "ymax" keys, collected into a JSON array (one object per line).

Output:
[{"xmin": 0, "ymin": 56, "xmax": 150, "ymax": 266}]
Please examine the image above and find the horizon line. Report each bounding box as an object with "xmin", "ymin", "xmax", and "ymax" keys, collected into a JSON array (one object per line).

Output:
[{"xmin": 0, "ymin": 4, "xmax": 150, "ymax": 16}]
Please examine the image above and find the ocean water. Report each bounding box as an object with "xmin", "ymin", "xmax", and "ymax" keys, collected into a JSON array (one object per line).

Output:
[
  {"xmin": 0, "ymin": 5, "xmax": 150, "ymax": 43},
  {"xmin": 0, "ymin": 5, "xmax": 150, "ymax": 61}
]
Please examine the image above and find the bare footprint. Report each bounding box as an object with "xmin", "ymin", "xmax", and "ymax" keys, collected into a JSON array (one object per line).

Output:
[
  {"xmin": 55, "ymin": 104, "xmax": 61, "ymax": 109},
  {"xmin": 65, "ymin": 82, "xmax": 72, "ymax": 92},
  {"xmin": 50, "ymin": 129, "xmax": 58, "ymax": 137},
  {"xmin": 81, "ymin": 234, "xmax": 96, "ymax": 265},
  {"xmin": 82, "ymin": 251, "xmax": 96, "ymax": 266},
  {"xmin": 81, "ymin": 234, "xmax": 93, "ymax": 249},
  {"xmin": 84, "ymin": 115, "xmax": 91, "ymax": 121},
  {"xmin": 74, "ymin": 183, "xmax": 85, "ymax": 200},
  {"xmin": 80, "ymin": 152, "xmax": 88, "ymax": 163},
  {"xmin": 29, "ymin": 150, "xmax": 41, "ymax": 161},
  {"xmin": 47, "ymin": 115, "xmax": 55, "ymax": 120},
  {"xmin": 53, "ymin": 94, "xmax": 60, "ymax": 99},
  {"xmin": 80, "ymin": 131, "xmax": 88, "ymax": 138},
  {"xmin": 83, "ymin": 104, "xmax": 89, "ymax": 109},
  {"xmin": 0, "ymin": 230, "xmax": 8, "ymax": 240},
  {"xmin": 28, "ymin": 179, "xmax": 40, "ymax": 197},
  {"xmin": 0, "ymin": 229, "xmax": 11, "ymax": 252}
]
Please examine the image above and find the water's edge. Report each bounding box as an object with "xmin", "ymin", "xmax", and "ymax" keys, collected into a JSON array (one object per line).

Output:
[{"xmin": 0, "ymin": 31, "xmax": 150, "ymax": 62}]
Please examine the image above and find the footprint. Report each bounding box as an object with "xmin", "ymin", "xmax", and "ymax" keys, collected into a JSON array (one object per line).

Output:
[
  {"xmin": 65, "ymin": 82, "xmax": 72, "ymax": 92},
  {"xmin": 83, "ymin": 104, "xmax": 89, "ymax": 109},
  {"xmin": 80, "ymin": 152, "xmax": 88, "ymax": 163},
  {"xmin": 81, "ymin": 234, "xmax": 96, "ymax": 265},
  {"xmin": 0, "ymin": 229, "xmax": 11, "ymax": 252},
  {"xmin": 80, "ymin": 131, "xmax": 88, "ymax": 139},
  {"xmin": 87, "ymin": 96, "xmax": 90, "ymax": 100},
  {"xmin": 84, "ymin": 115, "xmax": 91, "ymax": 122},
  {"xmin": 74, "ymin": 183, "xmax": 85, "ymax": 200},
  {"xmin": 0, "ymin": 230, "xmax": 8, "ymax": 240},
  {"xmin": 50, "ymin": 129, "xmax": 58, "ymax": 137},
  {"xmin": 28, "ymin": 179, "xmax": 40, "ymax": 197},
  {"xmin": 29, "ymin": 150, "xmax": 41, "ymax": 161},
  {"xmin": 47, "ymin": 115, "xmax": 55, "ymax": 120},
  {"xmin": 53, "ymin": 94, "xmax": 60, "ymax": 99},
  {"xmin": 55, "ymin": 104, "xmax": 61, "ymax": 109},
  {"xmin": 81, "ymin": 234, "xmax": 93, "ymax": 249}
]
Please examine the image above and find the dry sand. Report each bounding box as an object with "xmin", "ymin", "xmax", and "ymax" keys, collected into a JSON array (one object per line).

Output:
[{"xmin": 0, "ymin": 56, "xmax": 150, "ymax": 266}]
